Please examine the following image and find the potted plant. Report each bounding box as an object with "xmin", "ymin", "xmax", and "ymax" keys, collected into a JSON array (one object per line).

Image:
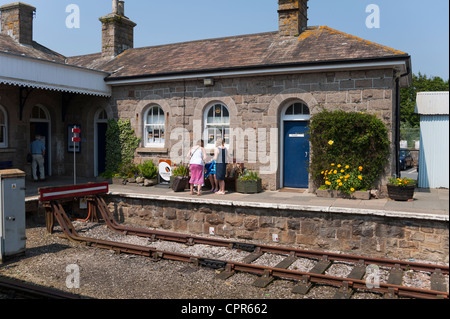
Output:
[
  {"xmin": 170, "ymin": 163, "xmax": 190, "ymax": 192},
  {"xmin": 236, "ymin": 169, "xmax": 263, "ymax": 194},
  {"xmin": 138, "ymin": 160, "xmax": 158, "ymax": 186},
  {"xmin": 387, "ymin": 177, "xmax": 416, "ymax": 201}
]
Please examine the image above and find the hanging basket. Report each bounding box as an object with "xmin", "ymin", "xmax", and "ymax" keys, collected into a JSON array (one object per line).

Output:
[{"xmin": 387, "ymin": 185, "xmax": 415, "ymax": 201}]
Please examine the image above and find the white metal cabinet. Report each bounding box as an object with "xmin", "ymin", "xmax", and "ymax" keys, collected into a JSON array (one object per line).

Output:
[{"xmin": 0, "ymin": 169, "xmax": 26, "ymax": 263}]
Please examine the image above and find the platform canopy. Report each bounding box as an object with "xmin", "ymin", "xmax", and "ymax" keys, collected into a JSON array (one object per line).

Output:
[{"xmin": 0, "ymin": 51, "xmax": 111, "ymax": 97}]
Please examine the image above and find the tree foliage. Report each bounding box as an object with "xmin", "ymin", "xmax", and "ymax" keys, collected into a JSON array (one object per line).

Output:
[{"xmin": 401, "ymin": 73, "xmax": 449, "ymax": 128}]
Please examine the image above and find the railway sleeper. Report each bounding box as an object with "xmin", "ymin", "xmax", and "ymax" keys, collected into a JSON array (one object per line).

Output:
[
  {"xmin": 190, "ymin": 257, "xmax": 228, "ymax": 270},
  {"xmin": 333, "ymin": 260, "xmax": 366, "ymax": 299},
  {"xmin": 43, "ymin": 197, "xmax": 449, "ymax": 300},
  {"xmin": 292, "ymin": 256, "xmax": 332, "ymax": 295}
]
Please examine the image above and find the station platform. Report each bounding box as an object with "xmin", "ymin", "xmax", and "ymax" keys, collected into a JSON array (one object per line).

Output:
[{"xmin": 25, "ymin": 176, "xmax": 449, "ymax": 222}]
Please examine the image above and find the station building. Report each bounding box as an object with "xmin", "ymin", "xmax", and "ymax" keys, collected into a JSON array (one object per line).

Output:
[{"xmin": 0, "ymin": 0, "xmax": 412, "ymax": 191}]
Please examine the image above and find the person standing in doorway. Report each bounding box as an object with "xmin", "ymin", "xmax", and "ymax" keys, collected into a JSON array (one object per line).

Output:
[{"xmin": 29, "ymin": 135, "xmax": 46, "ymax": 182}]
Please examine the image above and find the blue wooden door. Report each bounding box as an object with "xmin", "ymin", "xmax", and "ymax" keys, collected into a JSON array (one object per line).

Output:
[{"xmin": 284, "ymin": 121, "xmax": 310, "ymax": 188}]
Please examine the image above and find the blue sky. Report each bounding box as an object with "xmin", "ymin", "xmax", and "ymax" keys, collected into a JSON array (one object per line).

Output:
[{"xmin": 4, "ymin": 0, "xmax": 449, "ymax": 79}]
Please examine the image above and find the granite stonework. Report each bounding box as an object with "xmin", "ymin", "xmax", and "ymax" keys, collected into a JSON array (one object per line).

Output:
[
  {"xmin": 106, "ymin": 195, "xmax": 449, "ymax": 264},
  {"xmin": 106, "ymin": 69, "xmax": 397, "ymax": 191}
]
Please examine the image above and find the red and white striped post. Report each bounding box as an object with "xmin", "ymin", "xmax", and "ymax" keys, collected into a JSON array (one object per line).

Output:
[{"xmin": 72, "ymin": 127, "xmax": 81, "ymax": 185}]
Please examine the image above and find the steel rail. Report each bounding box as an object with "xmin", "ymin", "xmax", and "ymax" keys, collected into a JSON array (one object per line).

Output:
[
  {"xmin": 93, "ymin": 196, "xmax": 449, "ymax": 275},
  {"xmin": 0, "ymin": 276, "xmax": 82, "ymax": 299},
  {"xmin": 49, "ymin": 201, "xmax": 448, "ymax": 300}
]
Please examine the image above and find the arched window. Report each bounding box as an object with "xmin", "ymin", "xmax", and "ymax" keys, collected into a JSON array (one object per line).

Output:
[
  {"xmin": 30, "ymin": 105, "xmax": 49, "ymax": 121},
  {"xmin": 144, "ymin": 105, "xmax": 165, "ymax": 147},
  {"xmin": 204, "ymin": 103, "xmax": 230, "ymax": 147},
  {"xmin": 96, "ymin": 109, "xmax": 108, "ymax": 122},
  {"xmin": 0, "ymin": 106, "xmax": 8, "ymax": 148},
  {"xmin": 285, "ymin": 102, "xmax": 310, "ymax": 116}
]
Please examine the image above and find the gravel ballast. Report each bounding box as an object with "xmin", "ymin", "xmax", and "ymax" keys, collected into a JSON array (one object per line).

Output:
[{"xmin": 0, "ymin": 222, "xmax": 447, "ymax": 300}]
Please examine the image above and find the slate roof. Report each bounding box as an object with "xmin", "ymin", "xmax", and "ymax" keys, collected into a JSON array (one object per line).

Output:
[
  {"xmin": 66, "ymin": 26, "xmax": 409, "ymax": 80},
  {"xmin": 0, "ymin": 33, "xmax": 65, "ymax": 62},
  {"xmin": 1, "ymin": 25, "xmax": 410, "ymax": 80}
]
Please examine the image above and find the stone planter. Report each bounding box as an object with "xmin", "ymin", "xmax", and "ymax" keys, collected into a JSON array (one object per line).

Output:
[
  {"xmin": 112, "ymin": 177, "xmax": 126, "ymax": 185},
  {"xmin": 144, "ymin": 178, "xmax": 157, "ymax": 187},
  {"xmin": 171, "ymin": 176, "xmax": 189, "ymax": 192},
  {"xmin": 236, "ymin": 179, "xmax": 263, "ymax": 194},
  {"xmin": 387, "ymin": 185, "xmax": 415, "ymax": 201},
  {"xmin": 170, "ymin": 175, "xmax": 189, "ymax": 189},
  {"xmin": 316, "ymin": 189, "xmax": 371, "ymax": 200}
]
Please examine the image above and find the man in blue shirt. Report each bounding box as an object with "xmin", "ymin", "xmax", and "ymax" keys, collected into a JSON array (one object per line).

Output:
[{"xmin": 29, "ymin": 135, "xmax": 46, "ymax": 181}]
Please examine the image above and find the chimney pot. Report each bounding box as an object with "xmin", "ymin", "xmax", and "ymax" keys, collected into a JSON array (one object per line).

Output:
[
  {"xmin": 112, "ymin": 0, "xmax": 119, "ymax": 14},
  {"xmin": 118, "ymin": 1, "xmax": 125, "ymax": 16}
]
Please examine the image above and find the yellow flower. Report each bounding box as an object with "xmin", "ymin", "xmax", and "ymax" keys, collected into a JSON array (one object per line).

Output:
[
  {"xmin": 358, "ymin": 175, "xmax": 363, "ymax": 180},
  {"xmin": 345, "ymin": 165, "xmax": 349, "ymax": 169},
  {"xmin": 321, "ymin": 171, "xmax": 324, "ymax": 175},
  {"xmin": 328, "ymin": 140, "xmax": 334, "ymax": 146},
  {"xmin": 340, "ymin": 169, "xmax": 345, "ymax": 173},
  {"xmin": 358, "ymin": 166, "xmax": 363, "ymax": 171},
  {"xmin": 337, "ymin": 164, "xmax": 342, "ymax": 168},
  {"xmin": 334, "ymin": 170, "xmax": 338, "ymax": 174},
  {"xmin": 331, "ymin": 163, "xmax": 335, "ymax": 166},
  {"xmin": 337, "ymin": 180, "xmax": 341, "ymax": 183},
  {"xmin": 339, "ymin": 182, "xmax": 343, "ymax": 186},
  {"xmin": 350, "ymin": 188, "xmax": 355, "ymax": 192}
]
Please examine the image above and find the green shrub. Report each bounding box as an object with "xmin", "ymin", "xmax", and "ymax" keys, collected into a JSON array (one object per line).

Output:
[
  {"xmin": 117, "ymin": 161, "xmax": 140, "ymax": 179},
  {"xmin": 238, "ymin": 169, "xmax": 260, "ymax": 181},
  {"xmin": 138, "ymin": 160, "xmax": 158, "ymax": 179},
  {"xmin": 105, "ymin": 119, "xmax": 141, "ymax": 174},
  {"xmin": 309, "ymin": 110, "xmax": 390, "ymax": 191}
]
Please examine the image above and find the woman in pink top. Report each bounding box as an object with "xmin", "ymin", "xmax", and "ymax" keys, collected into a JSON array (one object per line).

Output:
[{"xmin": 187, "ymin": 140, "xmax": 207, "ymax": 195}]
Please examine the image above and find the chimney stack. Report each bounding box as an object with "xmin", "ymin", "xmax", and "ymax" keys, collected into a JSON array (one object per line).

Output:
[
  {"xmin": 0, "ymin": 2, "xmax": 36, "ymax": 45},
  {"xmin": 278, "ymin": 0, "xmax": 308, "ymax": 36},
  {"xmin": 99, "ymin": 0, "xmax": 136, "ymax": 57}
]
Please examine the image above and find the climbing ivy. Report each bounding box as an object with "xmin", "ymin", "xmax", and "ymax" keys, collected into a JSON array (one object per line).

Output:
[{"xmin": 105, "ymin": 119, "xmax": 141, "ymax": 175}]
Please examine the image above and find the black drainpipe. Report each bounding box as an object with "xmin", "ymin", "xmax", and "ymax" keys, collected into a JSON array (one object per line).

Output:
[{"xmin": 395, "ymin": 67, "xmax": 411, "ymax": 178}]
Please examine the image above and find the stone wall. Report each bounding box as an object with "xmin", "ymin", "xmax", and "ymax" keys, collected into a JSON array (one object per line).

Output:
[
  {"xmin": 106, "ymin": 195, "xmax": 449, "ymax": 264},
  {"xmin": 109, "ymin": 68, "xmax": 396, "ymax": 190}
]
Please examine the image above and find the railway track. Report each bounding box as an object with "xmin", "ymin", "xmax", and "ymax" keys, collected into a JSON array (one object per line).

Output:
[
  {"xmin": 43, "ymin": 195, "xmax": 449, "ymax": 300},
  {"xmin": 0, "ymin": 276, "xmax": 82, "ymax": 299}
]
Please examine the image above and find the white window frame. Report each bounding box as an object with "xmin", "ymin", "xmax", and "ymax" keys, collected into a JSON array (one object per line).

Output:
[
  {"xmin": 143, "ymin": 105, "xmax": 165, "ymax": 148},
  {"xmin": 0, "ymin": 105, "xmax": 8, "ymax": 148},
  {"xmin": 203, "ymin": 103, "xmax": 230, "ymax": 149}
]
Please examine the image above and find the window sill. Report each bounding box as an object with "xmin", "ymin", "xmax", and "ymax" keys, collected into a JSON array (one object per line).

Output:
[
  {"xmin": 0, "ymin": 148, "xmax": 15, "ymax": 153},
  {"xmin": 136, "ymin": 147, "xmax": 168, "ymax": 154}
]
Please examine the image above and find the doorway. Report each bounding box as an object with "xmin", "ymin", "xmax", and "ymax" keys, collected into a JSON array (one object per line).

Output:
[
  {"xmin": 281, "ymin": 102, "xmax": 311, "ymax": 189},
  {"xmin": 94, "ymin": 109, "xmax": 108, "ymax": 176},
  {"xmin": 30, "ymin": 105, "xmax": 51, "ymax": 176}
]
